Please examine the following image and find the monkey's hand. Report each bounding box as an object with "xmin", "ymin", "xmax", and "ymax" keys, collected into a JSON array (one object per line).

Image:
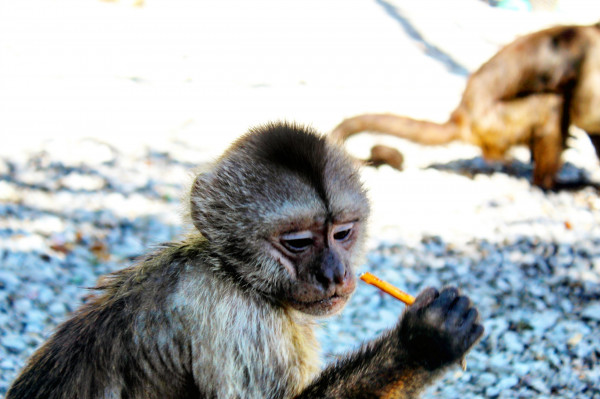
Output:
[
  {"xmin": 295, "ymin": 287, "xmax": 483, "ymax": 399},
  {"xmin": 397, "ymin": 286, "xmax": 484, "ymax": 371}
]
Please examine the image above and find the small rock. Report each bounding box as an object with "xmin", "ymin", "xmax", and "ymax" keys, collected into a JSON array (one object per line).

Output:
[
  {"xmin": 13, "ymin": 298, "xmax": 32, "ymax": 314},
  {"xmin": 580, "ymin": 302, "xmax": 600, "ymax": 321},
  {"xmin": 2, "ymin": 334, "xmax": 27, "ymax": 353},
  {"xmin": 526, "ymin": 377, "xmax": 550, "ymax": 394},
  {"xmin": 59, "ymin": 173, "xmax": 106, "ymax": 191},
  {"xmin": 0, "ymin": 357, "xmax": 17, "ymax": 370},
  {"xmin": 0, "ymin": 271, "xmax": 21, "ymax": 290},
  {"xmin": 528, "ymin": 310, "xmax": 561, "ymax": 332},
  {"xmin": 496, "ymin": 375, "xmax": 519, "ymax": 390},
  {"xmin": 567, "ymin": 332, "xmax": 583, "ymax": 347},
  {"xmin": 502, "ymin": 331, "xmax": 524, "ymax": 352},
  {"xmin": 478, "ymin": 372, "xmax": 497, "ymax": 387},
  {"xmin": 48, "ymin": 302, "xmax": 67, "ymax": 316},
  {"xmin": 485, "ymin": 385, "xmax": 501, "ymax": 397}
]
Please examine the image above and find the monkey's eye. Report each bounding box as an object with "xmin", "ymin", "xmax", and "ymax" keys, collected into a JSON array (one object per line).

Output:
[
  {"xmin": 333, "ymin": 223, "xmax": 354, "ymax": 242},
  {"xmin": 281, "ymin": 231, "xmax": 313, "ymax": 253}
]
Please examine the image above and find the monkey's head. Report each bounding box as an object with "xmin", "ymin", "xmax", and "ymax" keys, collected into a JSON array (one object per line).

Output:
[{"xmin": 190, "ymin": 122, "xmax": 370, "ymax": 316}]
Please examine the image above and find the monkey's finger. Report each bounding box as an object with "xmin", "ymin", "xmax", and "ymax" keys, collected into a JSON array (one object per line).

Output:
[
  {"xmin": 430, "ymin": 287, "xmax": 459, "ymax": 313},
  {"xmin": 466, "ymin": 323, "xmax": 485, "ymax": 349},
  {"xmin": 461, "ymin": 307, "xmax": 479, "ymax": 330},
  {"xmin": 411, "ymin": 287, "xmax": 439, "ymax": 309},
  {"xmin": 445, "ymin": 296, "xmax": 471, "ymax": 328}
]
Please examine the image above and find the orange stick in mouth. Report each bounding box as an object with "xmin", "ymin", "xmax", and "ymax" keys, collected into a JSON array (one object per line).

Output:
[{"xmin": 359, "ymin": 272, "xmax": 415, "ymax": 305}]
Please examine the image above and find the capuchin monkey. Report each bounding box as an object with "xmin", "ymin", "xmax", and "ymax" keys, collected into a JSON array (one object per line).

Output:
[
  {"xmin": 7, "ymin": 122, "xmax": 483, "ymax": 399},
  {"xmin": 332, "ymin": 23, "xmax": 600, "ymax": 190}
]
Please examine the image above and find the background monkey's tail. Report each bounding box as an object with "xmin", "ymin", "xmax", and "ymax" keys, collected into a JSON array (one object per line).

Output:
[{"xmin": 330, "ymin": 113, "xmax": 461, "ymax": 145}]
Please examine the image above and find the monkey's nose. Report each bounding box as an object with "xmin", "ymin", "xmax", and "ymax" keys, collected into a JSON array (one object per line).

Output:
[{"xmin": 316, "ymin": 250, "xmax": 345, "ymax": 289}]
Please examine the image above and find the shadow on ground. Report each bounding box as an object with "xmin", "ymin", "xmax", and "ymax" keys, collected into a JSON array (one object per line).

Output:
[{"xmin": 427, "ymin": 157, "xmax": 600, "ymax": 191}]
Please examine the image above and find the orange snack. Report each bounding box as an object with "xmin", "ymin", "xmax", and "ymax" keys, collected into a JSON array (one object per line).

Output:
[{"xmin": 360, "ymin": 272, "xmax": 415, "ymax": 305}]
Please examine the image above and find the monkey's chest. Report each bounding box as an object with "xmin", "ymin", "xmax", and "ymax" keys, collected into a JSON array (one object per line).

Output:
[{"xmin": 280, "ymin": 319, "xmax": 322, "ymax": 395}]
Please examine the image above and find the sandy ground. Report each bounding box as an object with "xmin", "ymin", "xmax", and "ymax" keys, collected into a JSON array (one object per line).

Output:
[{"xmin": 1, "ymin": 0, "xmax": 599, "ymax": 241}]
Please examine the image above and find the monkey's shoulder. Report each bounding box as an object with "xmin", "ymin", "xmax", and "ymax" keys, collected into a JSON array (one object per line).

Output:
[{"xmin": 91, "ymin": 238, "xmax": 209, "ymax": 294}]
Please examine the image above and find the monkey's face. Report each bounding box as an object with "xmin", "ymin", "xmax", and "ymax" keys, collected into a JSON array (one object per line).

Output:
[
  {"xmin": 269, "ymin": 217, "xmax": 362, "ymax": 317},
  {"xmin": 190, "ymin": 123, "xmax": 370, "ymax": 316}
]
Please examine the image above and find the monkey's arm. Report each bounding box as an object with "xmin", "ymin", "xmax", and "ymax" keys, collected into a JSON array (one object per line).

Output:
[{"xmin": 296, "ymin": 287, "xmax": 483, "ymax": 399}]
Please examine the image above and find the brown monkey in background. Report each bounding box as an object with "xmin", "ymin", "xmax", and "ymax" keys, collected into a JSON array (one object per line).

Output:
[
  {"xmin": 331, "ymin": 23, "xmax": 600, "ymax": 189},
  {"xmin": 7, "ymin": 122, "xmax": 483, "ymax": 399}
]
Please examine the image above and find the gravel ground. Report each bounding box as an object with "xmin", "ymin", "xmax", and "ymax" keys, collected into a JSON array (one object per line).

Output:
[
  {"xmin": 2, "ymin": 0, "xmax": 600, "ymax": 398},
  {"xmin": 1, "ymin": 132, "xmax": 600, "ymax": 398}
]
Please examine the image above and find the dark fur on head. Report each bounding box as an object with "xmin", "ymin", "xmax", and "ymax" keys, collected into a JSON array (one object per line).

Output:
[{"xmin": 190, "ymin": 121, "xmax": 370, "ymax": 299}]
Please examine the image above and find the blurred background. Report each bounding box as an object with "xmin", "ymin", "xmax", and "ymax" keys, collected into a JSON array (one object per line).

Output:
[
  {"xmin": 1, "ymin": 0, "xmax": 596, "ymax": 155},
  {"xmin": 1, "ymin": 0, "xmax": 598, "ymax": 238},
  {"xmin": 1, "ymin": 0, "xmax": 599, "ymax": 397}
]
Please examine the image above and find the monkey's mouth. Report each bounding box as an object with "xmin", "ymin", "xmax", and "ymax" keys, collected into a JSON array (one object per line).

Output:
[{"xmin": 289, "ymin": 293, "xmax": 351, "ymax": 316}]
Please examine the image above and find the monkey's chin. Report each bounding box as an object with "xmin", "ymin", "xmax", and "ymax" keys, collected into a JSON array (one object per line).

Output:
[{"xmin": 288, "ymin": 294, "xmax": 350, "ymax": 317}]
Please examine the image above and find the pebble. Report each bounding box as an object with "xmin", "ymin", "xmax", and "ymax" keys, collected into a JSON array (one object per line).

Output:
[
  {"xmin": 526, "ymin": 377, "xmax": 550, "ymax": 394},
  {"xmin": 48, "ymin": 302, "xmax": 67, "ymax": 317},
  {"xmin": 2, "ymin": 335, "xmax": 27, "ymax": 354},
  {"xmin": 528, "ymin": 310, "xmax": 561, "ymax": 332},
  {"xmin": 496, "ymin": 376, "xmax": 520, "ymax": 391},
  {"xmin": 477, "ymin": 372, "xmax": 497, "ymax": 387},
  {"xmin": 0, "ymin": 271, "xmax": 20, "ymax": 290},
  {"xmin": 12, "ymin": 299, "xmax": 32, "ymax": 315},
  {"xmin": 502, "ymin": 331, "xmax": 524, "ymax": 353},
  {"xmin": 580, "ymin": 302, "xmax": 600, "ymax": 321}
]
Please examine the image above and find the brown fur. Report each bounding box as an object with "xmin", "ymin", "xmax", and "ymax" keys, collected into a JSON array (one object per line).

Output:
[
  {"xmin": 7, "ymin": 122, "xmax": 482, "ymax": 398},
  {"xmin": 367, "ymin": 144, "xmax": 405, "ymax": 170},
  {"xmin": 331, "ymin": 23, "xmax": 600, "ymax": 189}
]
